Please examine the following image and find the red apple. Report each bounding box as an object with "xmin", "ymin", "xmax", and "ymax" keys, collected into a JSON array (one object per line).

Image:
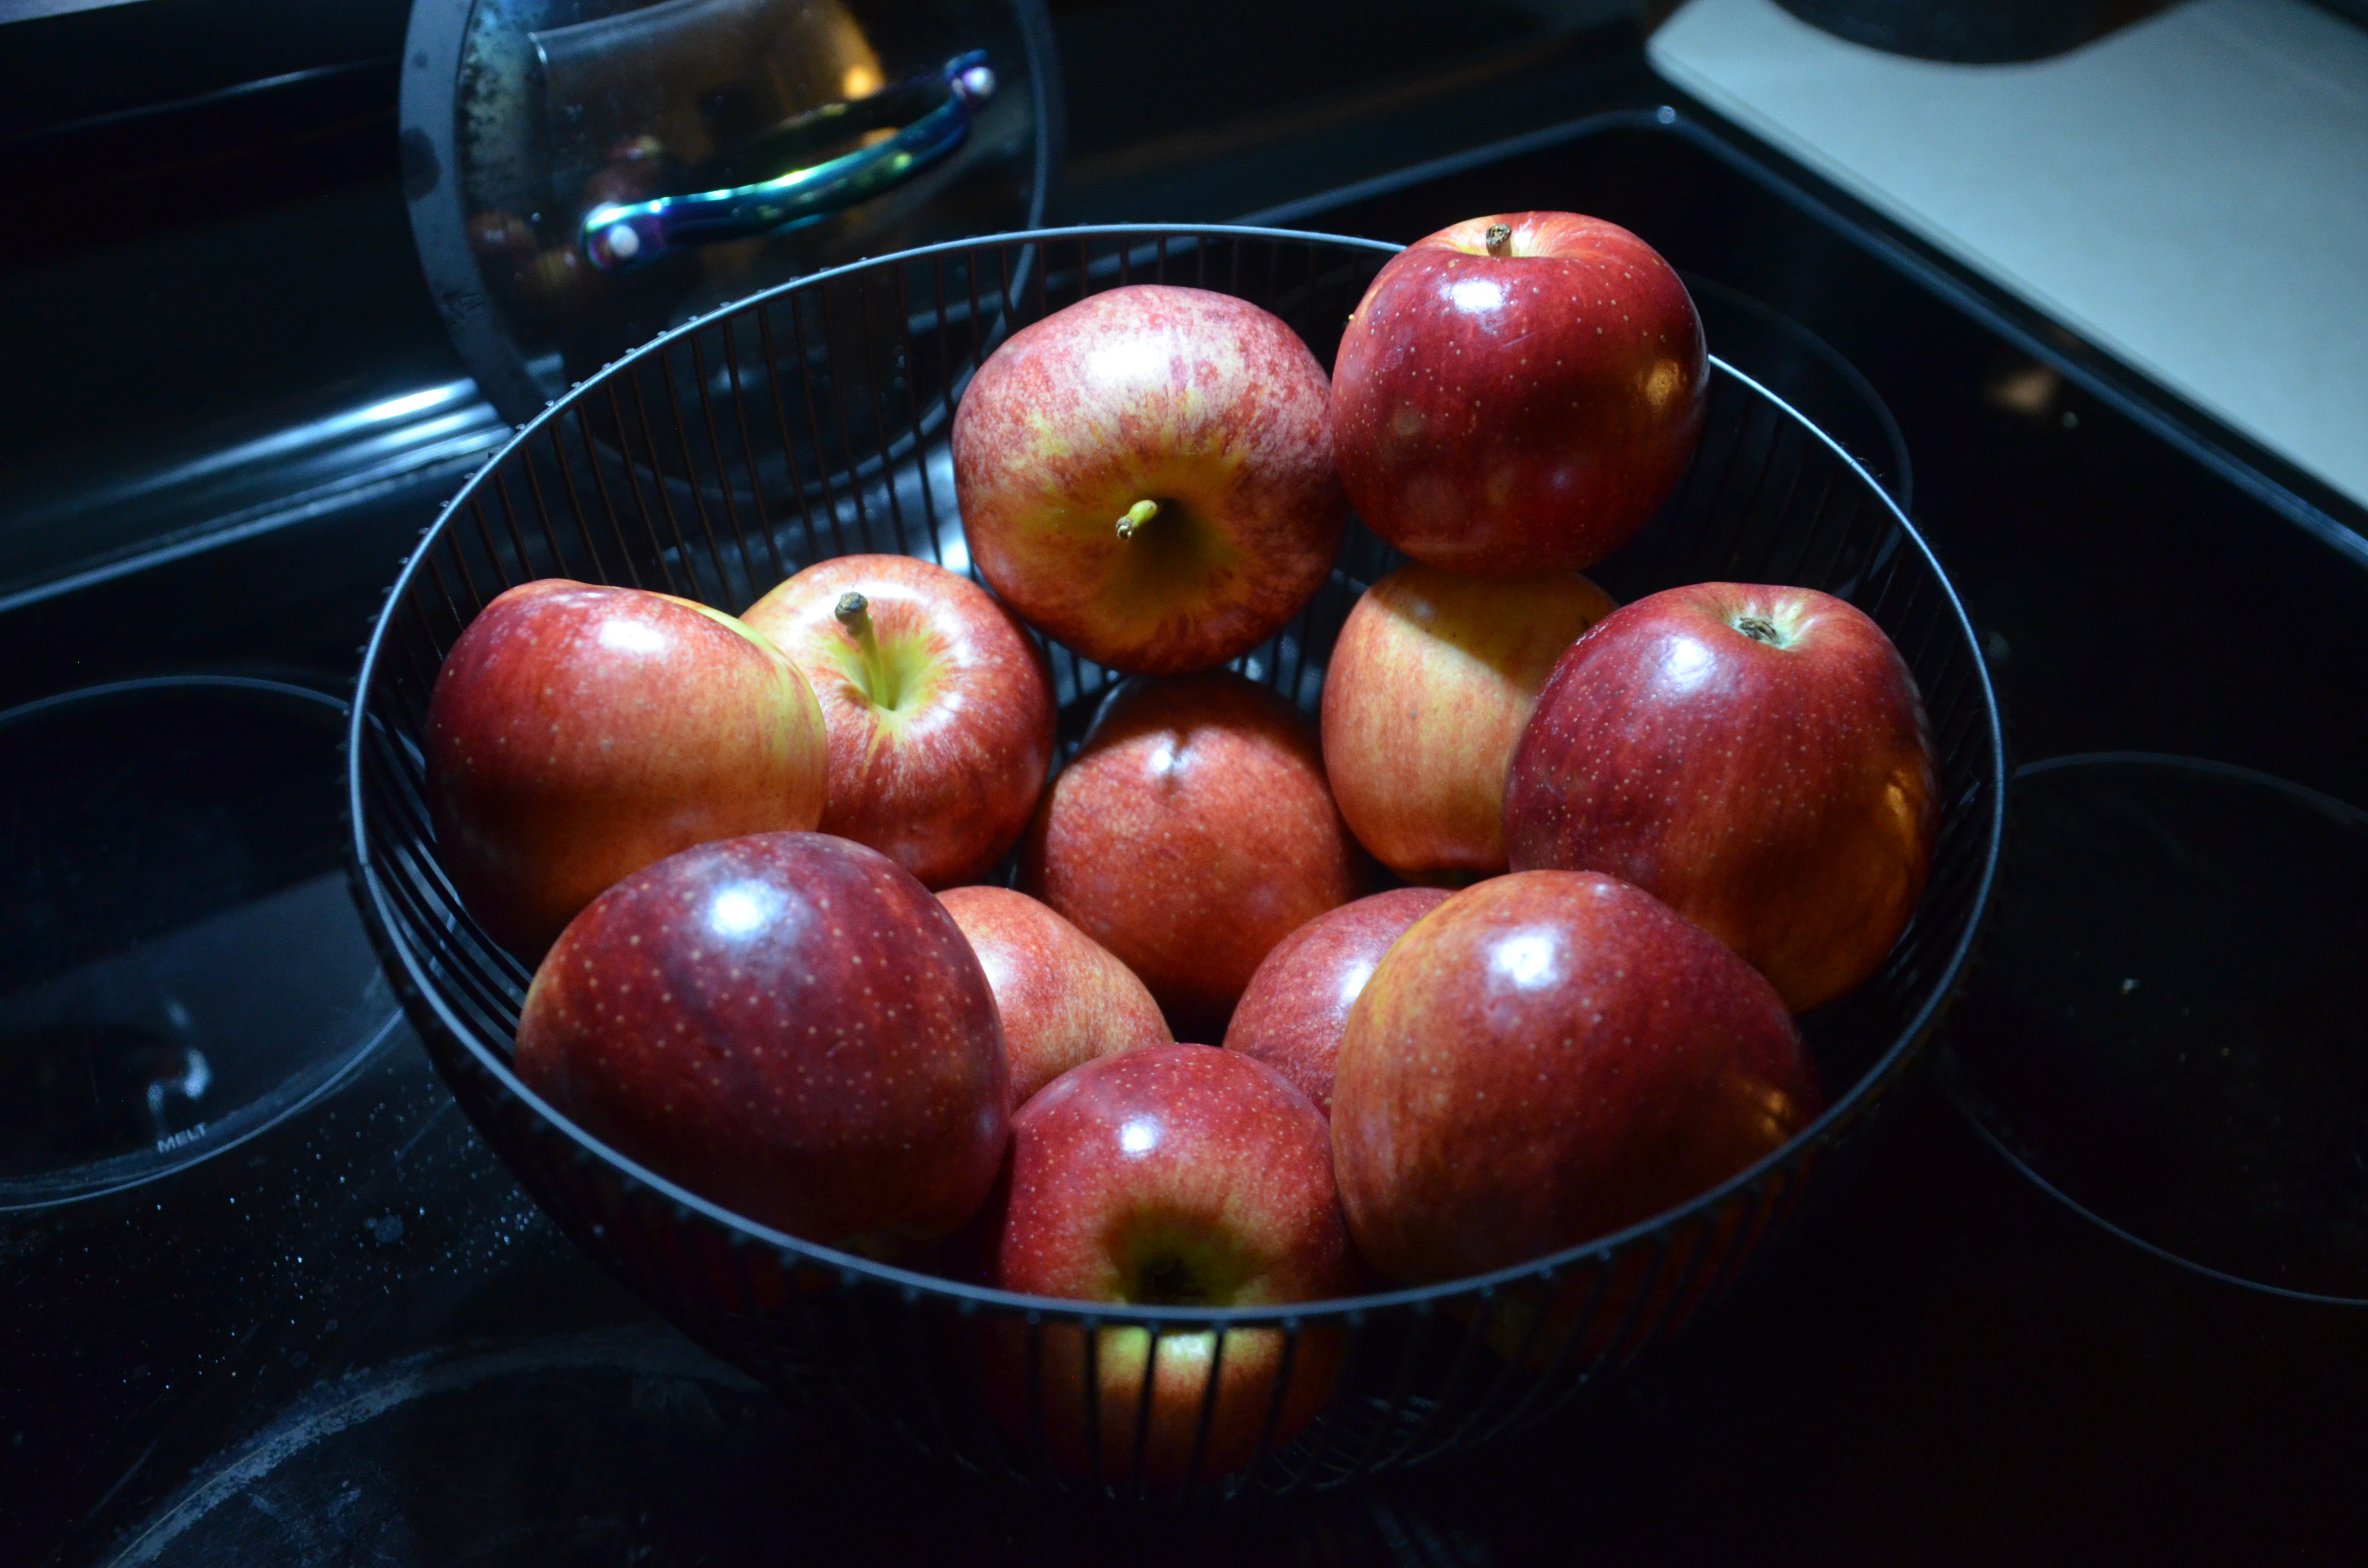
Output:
[
  {"xmin": 952, "ymin": 283, "xmax": 1346, "ymax": 675},
  {"xmin": 741, "ymin": 553, "xmax": 1056, "ymax": 888},
  {"xmin": 1020, "ymin": 671, "xmax": 1366, "ymax": 1041},
  {"xmin": 1332, "ymin": 870, "xmax": 1818, "ymax": 1286},
  {"xmin": 514, "ymin": 831, "xmax": 1009, "ymax": 1258},
  {"xmin": 1504, "ymin": 583, "xmax": 1939, "ymax": 1012},
  {"xmin": 938, "ymin": 885, "xmax": 1173, "ymax": 1105},
  {"xmin": 1332, "ymin": 211, "xmax": 1707, "ymax": 575},
  {"xmin": 1320, "ymin": 564, "xmax": 1616, "ymax": 883},
  {"xmin": 982, "ymin": 1043, "xmax": 1355, "ymax": 1488},
  {"xmin": 426, "ymin": 579, "xmax": 827, "ymax": 959},
  {"xmin": 1222, "ymin": 886, "xmax": 1448, "ymax": 1116}
]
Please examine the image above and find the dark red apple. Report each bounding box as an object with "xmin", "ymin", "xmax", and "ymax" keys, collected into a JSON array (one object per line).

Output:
[
  {"xmin": 1020, "ymin": 671, "xmax": 1366, "ymax": 1041},
  {"xmin": 742, "ymin": 553, "xmax": 1056, "ymax": 888},
  {"xmin": 953, "ymin": 283, "xmax": 1346, "ymax": 675},
  {"xmin": 1504, "ymin": 582, "xmax": 1939, "ymax": 1012},
  {"xmin": 514, "ymin": 831, "xmax": 1009, "ymax": 1259},
  {"xmin": 1320, "ymin": 564, "xmax": 1616, "ymax": 883},
  {"xmin": 982, "ymin": 1043, "xmax": 1355, "ymax": 1487},
  {"xmin": 938, "ymin": 884, "xmax": 1172, "ymax": 1105},
  {"xmin": 427, "ymin": 579, "xmax": 827, "ymax": 959},
  {"xmin": 1332, "ymin": 211, "xmax": 1706, "ymax": 575},
  {"xmin": 1222, "ymin": 886, "xmax": 1448, "ymax": 1116},
  {"xmin": 1331, "ymin": 870, "xmax": 1818, "ymax": 1286}
]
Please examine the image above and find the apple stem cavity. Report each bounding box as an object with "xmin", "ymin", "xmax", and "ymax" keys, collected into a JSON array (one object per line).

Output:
[
  {"xmin": 1114, "ymin": 499, "xmax": 1160, "ymax": 540},
  {"xmin": 1484, "ymin": 222, "xmax": 1513, "ymax": 258},
  {"xmin": 1735, "ymin": 614, "xmax": 1787, "ymax": 648},
  {"xmin": 834, "ymin": 591, "xmax": 903, "ymax": 709}
]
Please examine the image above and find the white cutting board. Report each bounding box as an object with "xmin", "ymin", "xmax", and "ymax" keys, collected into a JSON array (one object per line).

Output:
[{"xmin": 1650, "ymin": 0, "xmax": 2368, "ymax": 510}]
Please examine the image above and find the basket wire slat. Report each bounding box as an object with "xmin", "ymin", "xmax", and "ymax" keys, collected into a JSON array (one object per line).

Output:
[
  {"xmin": 1126, "ymin": 1320, "xmax": 1164, "ymax": 1496},
  {"xmin": 1178, "ymin": 1325, "xmax": 1230, "ymax": 1493},
  {"xmin": 691, "ymin": 332, "xmax": 761, "ymax": 601},
  {"xmin": 1078, "ymin": 1314, "xmax": 1106, "ymax": 1489},
  {"xmin": 449, "ymin": 492, "xmax": 509, "ymax": 604},
  {"xmin": 434, "ymin": 530, "xmax": 491, "ymax": 621},
  {"xmin": 346, "ymin": 225, "xmax": 2004, "ymax": 1502},
  {"xmin": 751, "ymin": 305, "xmax": 821, "ymax": 563},
  {"xmin": 853, "ymin": 271, "xmax": 918, "ymax": 562},
  {"xmin": 1452, "ymin": 1279, "xmax": 1557, "ymax": 1451},
  {"xmin": 890, "ymin": 263, "xmax": 948, "ymax": 569},
  {"xmin": 528, "ymin": 421, "xmax": 592, "ymax": 587},
  {"xmin": 616, "ymin": 373, "xmax": 688, "ymax": 588},
  {"xmin": 1760, "ymin": 462, "xmax": 1839, "ymax": 588},
  {"xmin": 569, "ymin": 403, "xmax": 639, "ymax": 589},
  {"xmin": 1243, "ymin": 1317, "xmax": 1305, "ymax": 1488},
  {"xmin": 466, "ymin": 495, "xmax": 521, "ymax": 596}
]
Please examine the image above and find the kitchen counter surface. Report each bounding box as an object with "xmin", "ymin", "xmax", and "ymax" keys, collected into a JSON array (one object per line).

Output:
[{"xmin": 1652, "ymin": 0, "xmax": 2368, "ymax": 512}]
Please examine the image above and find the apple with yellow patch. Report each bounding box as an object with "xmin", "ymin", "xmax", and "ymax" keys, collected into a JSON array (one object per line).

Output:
[
  {"xmin": 426, "ymin": 579, "xmax": 827, "ymax": 959},
  {"xmin": 743, "ymin": 554, "xmax": 1055, "ymax": 889},
  {"xmin": 1321, "ymin": 563, "xmax": 1615, "ymax": 883},
  {"xmin": 952, "ymin": 284, "xmax": 1346, "ymax": 675}
]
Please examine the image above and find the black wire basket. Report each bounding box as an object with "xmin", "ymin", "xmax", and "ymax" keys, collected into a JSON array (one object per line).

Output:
[{"xmin": 347, "ymin": 224, "xmax": 2005, "ymax": 1502}]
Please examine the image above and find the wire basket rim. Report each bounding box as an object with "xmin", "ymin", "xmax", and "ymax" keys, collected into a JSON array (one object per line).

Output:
[{"xmin": 345, "ymin": 222, "xmax": 2006, "ymax": 1327}]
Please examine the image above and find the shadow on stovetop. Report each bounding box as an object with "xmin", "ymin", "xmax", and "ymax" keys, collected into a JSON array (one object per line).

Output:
[{"xmin": 79, "ymin": 1070, "xmax": 2368, "ymax": 1568}]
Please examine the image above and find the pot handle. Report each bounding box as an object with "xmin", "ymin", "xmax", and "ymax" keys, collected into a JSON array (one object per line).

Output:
[{"xmin": 580, "ymin": 51, "xmax": 996, "ymax": 271}]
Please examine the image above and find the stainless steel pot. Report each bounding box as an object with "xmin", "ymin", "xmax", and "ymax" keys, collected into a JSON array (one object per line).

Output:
[{"xmin": 400, "ymin": 0, "xmax": 1061, "ymax": 423}]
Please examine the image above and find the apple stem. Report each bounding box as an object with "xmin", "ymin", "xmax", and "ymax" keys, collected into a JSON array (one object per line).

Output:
[
  {"xmin": 1735, "ymin": 615, "xmax": 1784, "ymax": 647},
  {"xmin": 1485, "ymin": 222, "xmax": 1513, "ymax": 258},
  {"xmin": 1114, "ymin": 499, "xmax": 1159, "ymax": 540},
  {"xmin": 834, "ymin": 591, "xmax": 900, "ymax": 708}
]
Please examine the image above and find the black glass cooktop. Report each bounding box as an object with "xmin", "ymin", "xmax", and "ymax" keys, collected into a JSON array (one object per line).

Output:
[{"xmin": 6, "ymin": 65, "xmax": 2367, "ymax": 1568}]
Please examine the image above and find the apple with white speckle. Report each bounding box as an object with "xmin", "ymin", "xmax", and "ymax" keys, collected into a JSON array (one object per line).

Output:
[
  {"xmin": 1332, "ymin": 211, "xmax": 1706, "ymax": 575},
  {"xmin": 1505, "ymin": 582, "xmax": 1938, "ymax": 1012},
  {"xmin": 514, "ymin": 831, "xmax": 1009, "ymax": 1259},
  {"xmin": 1020, "ymin": 670, "xmax": 1367, "ymax": 1041},
  {"xmin": 953, "ymin": 283, "xmax": 1346, "ymax": 675},
  {"xmin": 742, "ymin": 553, "xmax": 1055, "ymax": 889},
  {"xmin": 939, "ymin": 884, "xmax": 1172, "ymax": 1105},
  {"xmin": 980, "ymin": 1043, "xmax": 1355, "ymax": 1487},
  {"xmin": 427, "ymin": 579, "xmax": 827, "ymax": 960},
  {"xmin": 1331, "ymin": 870, "xmax": 1818, "ymax": 1286},
  {"xmin": 1223, "ymin": 885, "xmax": 1448, "ymax": 1116}
]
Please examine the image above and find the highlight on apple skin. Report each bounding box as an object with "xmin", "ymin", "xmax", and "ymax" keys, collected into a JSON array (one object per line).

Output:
[
  {"xmin": 978, "ymin": 1043, "xmax": 1356, "ymax": 1489},
  {"xmin": 742, "ymin": 553, "xmax": 1057, "ymax": 890},
  {"xmin": 1223, "ymin": 885, "xmax": 1449, "ymax": 1116},
  {"xmin": 425, "ymin": 578, "xmax": 827, "ymax": 960},
  {"xmin": 1332, "ymin": 210, "xmax": 1706, "ymax": 576},
  {"xmin": 1504, "ymin": 582, "xmax": 1939, "ymax": 1012},
  {"xmin": 953, "ymin": 283, "xmax": 1346, "ymax": 676},
  {"xmin": 1331, "ymin": 869, "xmax": 1820, "ymax": 1288},
  {"xmin": 515, "ymin": 831, "xmax": 1010, "ymax": 1263}
]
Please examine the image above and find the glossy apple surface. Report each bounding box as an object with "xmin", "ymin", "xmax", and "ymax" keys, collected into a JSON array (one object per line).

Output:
[
  {"xmin": 1222, "ymin": 886, "xmax": 1448, "ymax": 1116},
  {"xmin": 742, "ymin": 553, "xmax": 1056, "ymax": 888},
  {"xmin": 984, "ymin": 1043, "xmax": 1355, "ymax": 1487},
  {"xmin": 1021, "ymin": 671, "xmax": 1366, "ymax": 1040},
  {"xmin": 938, "ymin": 884, "xmax": 1172, "ymax": 1105},
  {"xmin": 515, "ymin": 832, "xmax": 1009, "ymax": 1258},
  {"xmin": 1332, "ymin": 211, "xmax": 1706, "ymax": 575},
  {"xmin": 1332, "ymin": 870, "xmax": 1818, "ymax": 1285},
  {"xmin": 953, "ymin": 284, "xmax": 1346, "ymax": 675},
  {"xmin": 1321, "ymin": 564, "xmax": 1616, "ymax": 883},
  {"xmin": 1505, "ymin": 582, "xmax": 1939, "ymax": 1012},
  {"xmin": 426, "ymin": 579, "xmax": 826, "ymax": 959}
]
